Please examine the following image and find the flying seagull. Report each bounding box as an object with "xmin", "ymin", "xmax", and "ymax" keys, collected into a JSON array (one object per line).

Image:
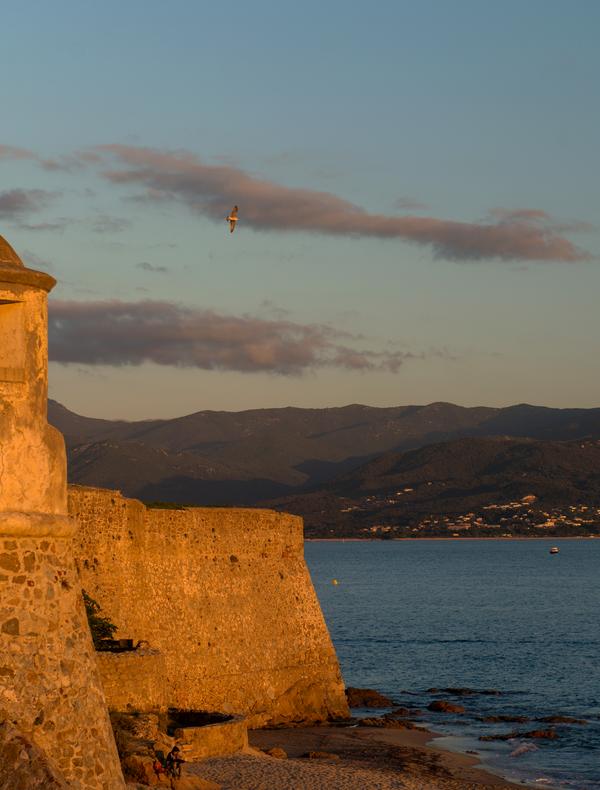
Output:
[{"xmin": 226, "ymin": 205, "xmax": 239, "ymax": 233}]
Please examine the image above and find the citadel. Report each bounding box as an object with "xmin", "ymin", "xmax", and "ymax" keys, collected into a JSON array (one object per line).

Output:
[{"xmin": 0, "ymin": 235, "xmax": 348, "ymax": 787}]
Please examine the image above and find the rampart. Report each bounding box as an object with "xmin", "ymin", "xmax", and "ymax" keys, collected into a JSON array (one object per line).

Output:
[{"xmin": 69, "ymin": 486, "xmax": 349, "ymax": 728}]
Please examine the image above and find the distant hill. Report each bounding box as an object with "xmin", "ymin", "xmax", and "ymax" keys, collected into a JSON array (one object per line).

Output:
[
  {"xmin": 49, "ymin": 400, "xmax": 600, "ymax": 510},
  {"xmin": 268, "ymin": 436, "xmax": 600, "ymax": 536}
]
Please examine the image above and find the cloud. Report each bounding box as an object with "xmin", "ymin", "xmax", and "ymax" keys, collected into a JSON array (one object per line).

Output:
[
  {"xmin": 0, "ymin": 189, "xmax": 57, "ymax": 219},
  {"xmin": 85, "ymin": 144, "xmax": 590, "ymax": 262},
  {"xmin": 90, "ymin": 215, "xmax": 131, "ymax": 234},
  {"xmin": 21, "ymin": 250, "xmax": 55, "ymax": 271},
  {"xmin": 48, "ymin": 299, "xmax": 409, "ymax": 374},
  {"xmin": 0, "ymin": 144, "xmax": 36, "ymax": 161},
  {"xmin": 136, "ymin": 261, "xmax": 169, "ymax": 273},
  {"xmin": 17, "ymin": 219, "xmax": 69, "ymax": 232}
]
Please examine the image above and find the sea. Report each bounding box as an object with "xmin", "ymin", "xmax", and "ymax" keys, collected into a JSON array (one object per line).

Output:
[{"xmin": 305, "ymin": 539, "xmax": 600, "ymax": 790}]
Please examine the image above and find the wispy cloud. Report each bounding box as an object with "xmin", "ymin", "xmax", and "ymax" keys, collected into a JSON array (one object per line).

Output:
[
  {"xmin": 136, "ymin": 261, "xmax": 169, "ymax": 273},
  {"xmin": 1, "ymin": 141, "xmax": 592, "ymax": 262},
  {"xmin": 0, "ymin": 144, "xmax": 36, "ymax": 161},
  {"xmin": 85, "ymin": 144, "xmax": 590, "ymax": 262},
  {"xmin": 17, "ymin": 219, "xmax": 69, "ymax": 232},
  {"xmin": 48, "ymin": 299, "xmax": 410, "ymax": 374},
  {"xmin": 0, "ymin": 189, "xmax": 57, "ymax": 219},
  {"xmin": 90, "ymin": 215, "xmax": 131, "ymax": 234},
  {"xmin": 21, "ymin": 250, "xmax": 55, "ymax": 271}
]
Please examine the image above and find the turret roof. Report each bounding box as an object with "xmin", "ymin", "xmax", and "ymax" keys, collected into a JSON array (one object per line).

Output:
[{"xmin": 0, "ymin": 235, "xmax": 23, "ymax": 267}]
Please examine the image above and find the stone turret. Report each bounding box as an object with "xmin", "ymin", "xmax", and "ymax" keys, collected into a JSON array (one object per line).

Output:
[{"xmin": 0, "ymin": 236, "xmax": 124, "ymax": 788}]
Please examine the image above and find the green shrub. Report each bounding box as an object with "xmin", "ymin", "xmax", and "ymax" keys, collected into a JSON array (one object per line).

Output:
[{"xmin": 82, "ymin": 590, "xmax": 117, "ymax": 648}]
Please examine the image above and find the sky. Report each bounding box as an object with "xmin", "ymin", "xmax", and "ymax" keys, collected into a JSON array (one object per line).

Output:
[{"xmin": 1, "ymin": 0, "xmax": 599, "ymax": 419}]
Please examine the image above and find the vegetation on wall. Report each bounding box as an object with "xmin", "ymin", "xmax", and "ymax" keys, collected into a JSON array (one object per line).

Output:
[{"xmin": 82, "ymin": 590, "xmax": 117, "ymax": 648}]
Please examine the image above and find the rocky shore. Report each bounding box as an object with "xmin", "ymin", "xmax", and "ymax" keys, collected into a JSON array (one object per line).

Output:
[
  {"xmin": 189, "ymin": 724, "xmax": 521, "ymax": 789},
  {"xmin": 117, "ymin": 686, "xmax": 590, "ymax": 788}
]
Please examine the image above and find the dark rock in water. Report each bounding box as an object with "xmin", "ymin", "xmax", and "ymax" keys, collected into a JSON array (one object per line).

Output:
[
  {"xmin": 481, "ymin": 715, "xmax": 530, "ymax": 723},
  {"xmin": 345, "ymin": 687, "xmax": 394, "ymax": 708},
  {"xmin": 428, "ymin": 700, "xmax": 466, "ymax": 714},
  {"xmin": 537, "ymin": 715, "xmax": 587, "ymax": 725},
  {"xmin": 390, "ymin": 707, "xmax": 422, "ymax": 717},
  {"xmin": 302, "ymin": 751, "xmax": 341, "ymax": 760},
  {"xmin": 480, "ymin": 728, "xmax": 558, "ymax": 741},
  {"xmin": 427, "ymin": 687, "xmax": 501, "ymax": 696},
  {"xmin": 360, "ymin": 717, "xmax": 418, "ymax": 729}
]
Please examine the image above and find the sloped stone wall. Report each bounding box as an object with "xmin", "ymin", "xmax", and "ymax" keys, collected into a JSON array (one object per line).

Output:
[
  {"xmin": 69, "ymin": 486, "xmax": 349, "ymax": 727},
  {"xmin": 0, "ymin": 722, "xmax": 68, "ymax": 789},
  {"xmin": 0, "ymin": 533, "xmax": 125, "ymax": 789}
]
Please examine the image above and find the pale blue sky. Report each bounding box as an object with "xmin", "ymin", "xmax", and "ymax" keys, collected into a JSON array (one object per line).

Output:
[{"xmin": 1, "ymin": 0, "xmax": 599, "ymax": 418}]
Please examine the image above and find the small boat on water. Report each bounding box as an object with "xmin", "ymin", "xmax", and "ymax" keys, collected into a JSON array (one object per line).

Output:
[{"xmin": 550, "ymin": 547, "xmax": 559, "ymax": 555}]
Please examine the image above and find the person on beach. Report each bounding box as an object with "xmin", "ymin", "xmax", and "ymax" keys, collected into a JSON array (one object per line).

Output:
[
  {"xmin": 152, "ymin": 754, "xmax": 166, "ymax": 779},
  {"xmin": 165, "ymin": 745, "xmax": 184, "ymax": 779}
]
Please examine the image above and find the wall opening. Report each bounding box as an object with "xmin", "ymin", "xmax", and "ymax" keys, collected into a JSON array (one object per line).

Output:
[{"xmin": 0, "ymin": 300, "xmax": 25, "ymax": 382}]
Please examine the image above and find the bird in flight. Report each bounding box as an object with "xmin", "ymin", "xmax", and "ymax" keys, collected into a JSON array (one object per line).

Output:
[{"xmin": 226, "ymin": 205, "xmax": 239, "ymax": 233}]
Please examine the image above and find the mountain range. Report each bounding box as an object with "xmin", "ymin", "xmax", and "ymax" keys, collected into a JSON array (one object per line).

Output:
[{"xmin": 49, "ymin": 400, "xmax": 600, "ymax": 535}]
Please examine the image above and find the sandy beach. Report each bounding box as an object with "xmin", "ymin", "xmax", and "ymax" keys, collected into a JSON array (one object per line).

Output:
[{"xmin": 188, "ymin": 725, "xmax": 522, "ymax": 789}]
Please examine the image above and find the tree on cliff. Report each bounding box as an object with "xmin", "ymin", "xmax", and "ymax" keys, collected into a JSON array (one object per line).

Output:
[{"xmin": 82, "ymin": 590, "xmax": 117, "ymax": 649}]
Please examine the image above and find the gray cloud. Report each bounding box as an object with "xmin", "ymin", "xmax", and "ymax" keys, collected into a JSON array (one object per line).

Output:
[
  {"xmin": 48, "ymin": 299, "xmax": 409, "ymax": 374},
  {"xmin": 86, "ymin": 144, "xmax": 590, "ymax": 262},
  {"xmin": 136, "ymin": 261, "xmax": 169, "ymax": 274},
  {"xmin": 90, "ymin": 215, "xmax": 132, "ymax": 234},
  {"xmin": 0, "ymin": 189, "xmax": 56, "ymax": 219},
  {"xmin": 17, "ymin": 219, "xmax": 69, "ymax": 232},
  {"xmin": 21, "ymin": 250, "xmax": 55, "ymax": 271}
]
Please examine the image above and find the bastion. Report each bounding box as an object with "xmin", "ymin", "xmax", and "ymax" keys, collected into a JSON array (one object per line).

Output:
[
  {"xmin": 69, "ymin": 486, "xmax": 350, "ymax": 728},
  {"xmin": 0, "ymin": 236, "xmax": 124, "ymax": 788}
]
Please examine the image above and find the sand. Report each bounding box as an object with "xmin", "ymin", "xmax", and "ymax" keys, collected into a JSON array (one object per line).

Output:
[{"xmin": 187, "ymin": 725, "xmax": 522, "ymax": 790}]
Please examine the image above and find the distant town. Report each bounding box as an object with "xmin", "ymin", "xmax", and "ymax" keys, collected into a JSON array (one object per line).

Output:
[{"xmin": 326, "ymin": 495, "xmax": 600, "ymax": 539}]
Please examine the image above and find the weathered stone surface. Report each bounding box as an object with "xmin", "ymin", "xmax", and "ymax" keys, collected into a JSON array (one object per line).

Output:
[
  {"xmin": 263, "ymin": 747, "xmax": 287, "ymax": 759},
  {"xmin": 174, "ymin": 714, "xmax": 248, "ymax": 761},
  {"xmin": 97, "ymin": 651, "xmax": 167, "ymax": 713},
  {"xmin": 359, "ymin": 716, "xmax": 418, "ymax": 729},
  {"xmin": 0, "ymin": 721, "xmax": 69, "ymax": 789},
  {"xmin": 70, "ymin": 486, "xmax": 350, "ymax": 727},
  {"xmin": 0, "ymin": 239, "xmax": 125, "ymax": 788},
  {"xmin": 1, "ymin": 617, "xmax": 19, "ymax": 635},
  {"xmin": 121, "ymin": 754, "xmax": 160, "ymax": 786}
]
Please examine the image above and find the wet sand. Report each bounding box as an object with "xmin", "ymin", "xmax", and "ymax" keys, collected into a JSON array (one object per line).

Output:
[{"xmin": 189, "ymin": 725, "xmax": 522, "ymax": 789}]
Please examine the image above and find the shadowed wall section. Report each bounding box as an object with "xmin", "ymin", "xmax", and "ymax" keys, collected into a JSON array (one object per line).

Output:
[{"xmin": 69, "ymin": 486, "xmax": 349, "ymax": 727}]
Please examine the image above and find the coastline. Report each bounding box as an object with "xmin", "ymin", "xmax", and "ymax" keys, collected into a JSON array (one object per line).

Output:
[{"xmin": 190, "ymin": 724, "xmax": 524, "ymax": 789}]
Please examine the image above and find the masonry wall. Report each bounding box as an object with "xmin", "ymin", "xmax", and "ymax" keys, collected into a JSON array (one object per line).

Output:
[
  {"xmin": 0, "ymin": 533, "xmax": 125, "ymax": 789},
  {"xmin": 69, "ymin": 486, "xmax": 349, "ymax": 728},
  {"xmin": 95, "ymin": 652, "xmax": 166, "ymax": 713}
]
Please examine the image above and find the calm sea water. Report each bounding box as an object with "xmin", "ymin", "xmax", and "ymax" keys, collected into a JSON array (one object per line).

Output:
[{"xmin": 305, "ymin": 539, "xmax": 600, "ymax": 790}]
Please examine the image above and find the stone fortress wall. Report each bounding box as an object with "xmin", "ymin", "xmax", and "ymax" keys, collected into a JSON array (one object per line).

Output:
[
  {"xmin": 69, "ymin": 485, "xmax": 349, "ymax": 728},
  {"xmin": 0, "ymin": 237, "xmax": 124, "ymax": 789}
]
